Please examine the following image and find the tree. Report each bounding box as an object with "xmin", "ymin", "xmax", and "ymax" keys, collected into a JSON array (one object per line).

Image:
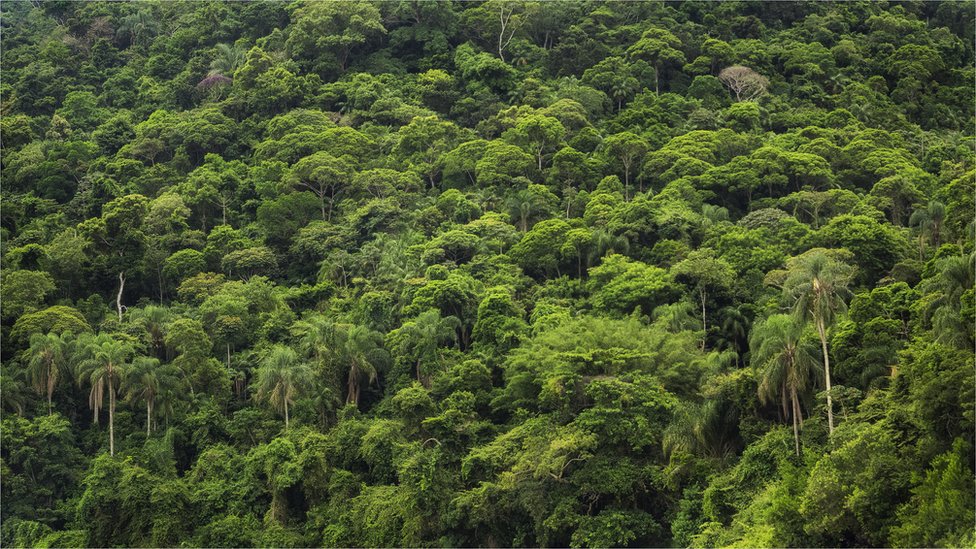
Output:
[
  {"xmin": 750, "ymin": 314, "xmax": 820, "ymax": 456},
  {"xmin": 1, "ymin": 270, "xmax": 55, "ymax": 322},
  {"xmin": 504, "ymin": 115, "xmax": 565, "ymax": 170},
  {"xmin": 253, "ymin": 345, "xmax": 312, "ymax": 429},
  {"xmin": 9, "ymin": 306, "xmax": 91, "ymax": 349},
  {"xmin": 123, "ymin": 356, "xmax": 180, "ymax": 436},
  {"xmin": 75, "ymin": 333, "xmax": 135, "ymax": 456},
  {"xmin": 287, "ymin": 1, "xmax": 386, "ymax": 73},
  {"xmin": 782, "ymin": 251, "xmax": 855, "ymax": 435},
  {"xmin": 919, "ymin": 254, "xmax": 975, "ymax": 348},
  {"xmin": 627, "ymin": 28, "xmax": 685, "ymax": 95},
  {"xmin": 394, "ymin": 116, "xmax": 458, "ymax": 189},
  {"xmin": 909, "ymin": 200, "xmax": 946, "ymax": 259},
  {"xmin": 25, "ymin": 332, "xmax": 72, "ymax": 414},
  {"xmin": 672, "ymin": 250, "xmax": 735, "ymax": 349},
  {"xmin": 286, "ymin": 152, "xmax": 355, "ymax": 221},
  {"xmin": 395, "ymin": 310, "xmax": 459, "ymax": 386},
  {"xmin": 78, "ymin": 194, "xmax": 149, "ymax": 321},
  {"xmin": 505, "ymin": 184, "xmax": 559, "ymax": 232},
  {"xmin": 718, "ymin": 65, "xmax": 769, "ymax": 102},
  {"xmin": 209, "ymin": 43, "xmax": 246, "ymax": 78},
  {"xmin": 602, "ymin": 132, "xmax": 649, "ymax": 193},
  {"xmin": 582, "ymin": 57, "xmax": 638, "ymax": 112},
  {"xmin": 339, "ymin": 326, "xmax": 389, "ymax": 407}
]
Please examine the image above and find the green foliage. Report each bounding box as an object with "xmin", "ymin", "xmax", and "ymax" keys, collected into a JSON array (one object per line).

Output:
[{"xmin": 1, "ymin": 2, "xmax": 972, "ymax": 547}]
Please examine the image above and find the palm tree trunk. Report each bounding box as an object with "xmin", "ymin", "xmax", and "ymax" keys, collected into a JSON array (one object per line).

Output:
[
  {"xmin": 47, "ymin": 366, "xmax": 54, "ymax": 415},
  {"xmin": 109, "ymin": 378, "xmax": 115, "ymax": 457},
  {"xmin": 284, "ymin": 398, "xmax": 289, "ymax": 430},
  {"xmin": 147, "ymin": 401, "xmax": 152, "ymax": 436},
  {"xmin": 816, "ymin": 317, "xmax": 834, "ymax": 435},
  {"xmin": 348, "ymin": 365, "xmax": 359, "ymax": 406},
  {"xmin": 700, "ymin": 288, "xmax": 708, "ymax": 350},
  {"xmin": 790, "ymin": 384, "xmax": 801, "ymax": 457}
]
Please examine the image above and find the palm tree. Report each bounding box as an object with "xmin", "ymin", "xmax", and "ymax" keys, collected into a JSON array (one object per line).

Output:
[
  {"xmin": 128, "ymin": 305, "xmax": 172, "ymax": 360},
  {"xmin": 782, "ymin": 252, "xmax": 854, "ymax": 435},
  {"xmin": 717, "ymin": 306, "xmax": 751, "ymax": 366},
  {"xmin": 293, "ymin": 314, "xmax": 344, "ymax": 382},
  {"xmin": 398, "ymin": 310, "xmax": 459, "ymax": 387},
  {"xmin": 209, "ymin": 43, "xmax": 246, "ymax": 78},
  {"xmin": 921, "ymin": 253, "xmax": 975, "ymax": 347},
  {"xmin": 26, "ymin": 332, "xmax": 72, "ymax": 414},
  {"xmin": 750, "ymin": 314, "xmax": 821, "ymax": 456},
  {"xmin": 76, "ymin": 333, "xmax": 135, "ymax": 456},
  {"xmin": 1, "ymin": 367, "xmax": 30, "ymax": 416},
  {"xmin": 652, "ymin": 301, "xmax": 699, "ymax": 333},
  {"xmin": 664, "ymin": 399, "xmax": 741, "ymax": 463},
  {"xmin": 117, "ymin": 10, "xmax": 159, "ymax": 47},
  {"xmin": 506, "ymin": 189, "xmax": 548, "ymax": 232},
  {"xmin": 341, "ymin": 325, "xmax": 389, "ymax": 407},
  {"xmin": 909, "ymin": 200, "xmax": 946, "ymax": 260},
  {"xmin": 253, "ymin": 345, "xmax": 313, "ymax": 429},
  {"xmin": 588, "ymin": 229, "xmax": 630, "ymax": 267},
  {"xmin": 124, "ymin": 357, "xmax": 181, "ymax": 436}
]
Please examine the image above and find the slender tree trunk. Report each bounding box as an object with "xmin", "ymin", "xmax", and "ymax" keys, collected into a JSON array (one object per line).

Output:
[
  {"xmin": 284, "ymin": 397, "xmax": 289, "ymax": 429},
  {"xmin": 348, "ymin": 365, "xmax": 359, "ymax": 406},
  {"xmin": 790, "ymin": 384, "xmax": 801, "ymax": 457},
  {"xmin": 109, "ymin": 377, "xmax": 115, "ymax": 457},
  {"xmin": 47, "ymin": 366, "xmax": 54, "ymax": 415},
  {"xmin": 147, "ymin": 401, "xmax": 152, "ymax": 437},
  {"xmin": 116, "ymin": 271, "xmax": 126, "ymax": 321},
  {"xmin": 700, "ymin": 288, "xmax": 708, "ymax": 350},
  {"xmin": 816, "ymin": 317, "xmax": 834, "ymax": 435}
]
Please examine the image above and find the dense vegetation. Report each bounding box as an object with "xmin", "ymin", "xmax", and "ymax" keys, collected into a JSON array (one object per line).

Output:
[{"xmin": 1, "ymin": 1, "xmax": 974, "ymax": 547}]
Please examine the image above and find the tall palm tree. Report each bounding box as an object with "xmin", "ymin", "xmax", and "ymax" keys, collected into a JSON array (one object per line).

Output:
[
  {"xmin": 750, "ymin": 314, "xmax": 821, "ymax": 456},
  {"xmin": 909, "ymin": 200, "xmax": 946, "ymax": 260},
  {"xmin": 76, "ymin": 333, "xmax": 135, "ymax": 456},
  {"xmin": 782, "ymin": 252, "xmax": 853, "ymax": 435},
  {"xmin": 253, "ymin": 345, "xmax": 313, "ymax": 429},
  {"xmin": 341, "ymin": 325, "xmax": 389, "ymax": 407},
  {"xmin": 398, "ymin": 310, "xmax": 459, "ymax": 386},
  {"xmin": 26, "ymin": 332, "xmax": 72, "ymax": 414},
  {"xmin": 123, "ymin": 357, "xmax": 181, "ymax": 436}
]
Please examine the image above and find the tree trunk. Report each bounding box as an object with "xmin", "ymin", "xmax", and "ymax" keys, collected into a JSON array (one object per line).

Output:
[
  {"xmin": 790, "ymin": 384, "xmax": 801, "ymax": 457},
  {"xmin": 347, "ymin": 365, "xmax": 359, "ymax": 406},
  {"xmin": 147, "ymin": 401, "xmax": 152, "ymax": 437},
  {"xmin": 700, "ymin": 288, "xmax": 708, "ymax": 350},
  {"xmin": 284, "ymin": 397, "xmax": 289, "ymax": 430},
  {"xmin": 816, "ymin": 317, "xmax": 834, "ymax": 435},
  {"xmin": 109, "ymin": 377, "xmax": 115, "ymax": 457},
  {"xmin": 47, "ymin": 366, "xmax": 54, "ymax": 415},
  {"xmin": 116, "ymin": 271, "xmax": 126, "ymax": 322}
]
